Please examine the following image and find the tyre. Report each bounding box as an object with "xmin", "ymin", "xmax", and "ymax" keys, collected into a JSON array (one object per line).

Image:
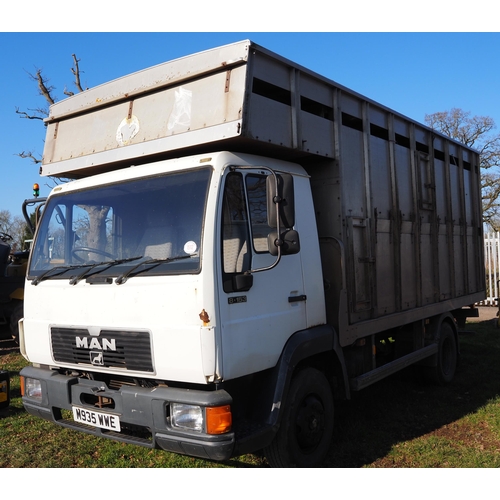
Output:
[
  {"xmin": 9, "ymin": 301, "xmax": 23, "ymax": 345},
  {"xmin": 424, "ymin": 321, "xmax": 458, "ymax": 385},
  {"xmin": 264, "ymin": 367, "xmax": 334, "ymax": 467}
]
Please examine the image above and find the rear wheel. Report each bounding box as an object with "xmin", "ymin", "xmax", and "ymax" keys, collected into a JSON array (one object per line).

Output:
[
  {"xmin": 264, "ymin": 367, "xmax": 334, "ymax": 467},
  {"xmin": 424, "ymin": 321, "xmax": 458, "ymax": 385}
]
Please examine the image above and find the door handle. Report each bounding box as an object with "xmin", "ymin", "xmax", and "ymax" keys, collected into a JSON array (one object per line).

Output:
[{"xmin": 288, "ymin": 295, "xmax": 307, "ymax": 303}]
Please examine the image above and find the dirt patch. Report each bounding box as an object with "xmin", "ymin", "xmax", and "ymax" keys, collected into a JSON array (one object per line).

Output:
[
  {"xmin": 431, "ymin": 420, "xmax": 500, "ymax": 452},
  {"xmin": 370, "ymin": 419, "xmax": 500, "ymax": 468},
  {"xmin": 467, "ymin": 306, "xmax": 498, "ymax": 323}
]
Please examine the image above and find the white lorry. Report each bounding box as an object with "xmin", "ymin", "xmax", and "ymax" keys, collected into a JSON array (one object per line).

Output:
[{"xmin": 20, "ymin": 40, "xmax": 485, "ymax": 467}]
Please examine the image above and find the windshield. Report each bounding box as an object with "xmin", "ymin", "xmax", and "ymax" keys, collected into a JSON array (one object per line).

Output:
[{"xmin": 28, "ymin": 167, "xmax": 212, "ymax": 281}]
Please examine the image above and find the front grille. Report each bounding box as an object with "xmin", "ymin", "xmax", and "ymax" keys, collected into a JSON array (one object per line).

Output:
[{"xmin": 51, "ymin": 327, "xmax": 154, "ymax": 372}]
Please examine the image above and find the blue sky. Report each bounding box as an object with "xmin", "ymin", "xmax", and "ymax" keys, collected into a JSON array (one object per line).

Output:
[{"xmin": 2, "ymin": 31, "xmax": 500, "ymax": 219}]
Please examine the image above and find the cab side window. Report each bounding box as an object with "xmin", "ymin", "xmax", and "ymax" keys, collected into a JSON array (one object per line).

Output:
[
  {"xmin": 221, "ymin": 173, "xmax": 251, "ymax": 292},
  {"xmin": 245, "ymin": 175, "xmax": 271, "ymax": 253}
]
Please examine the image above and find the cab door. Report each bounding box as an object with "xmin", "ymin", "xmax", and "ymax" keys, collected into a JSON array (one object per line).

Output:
[{"xmin": 217, "ymin": 169, "xmax": 307, "ymax": 380}]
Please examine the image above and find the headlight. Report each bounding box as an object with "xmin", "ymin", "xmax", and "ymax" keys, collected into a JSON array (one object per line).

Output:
[
  {"xmin": 170, "ymin": 403, "xmax": 232, "ymax": 434},
  {"xmin": 23, "ymin": 377, "xmax": 42, "ymax": 400},
  {"xmin": 171, "ymin": 403, "xmax": 203, "ymax": 432}
]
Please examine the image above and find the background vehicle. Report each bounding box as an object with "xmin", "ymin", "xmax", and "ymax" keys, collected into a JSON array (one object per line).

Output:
[
  {"xmin": 0, "ymin": 230, "xmax": 27, "ymax": 343},
  {"xmin": 19, "ymin": 40, "xmax": 485, "ymax": 467},
  {"xmin": 0, "ymin": 196, "xmax": 45, "ymax": 344}
]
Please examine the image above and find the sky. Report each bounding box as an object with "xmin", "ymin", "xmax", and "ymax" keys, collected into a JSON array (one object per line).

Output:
[{"xmin": 1, "ymin": 29, "xmax": 500, "ymax": 222}]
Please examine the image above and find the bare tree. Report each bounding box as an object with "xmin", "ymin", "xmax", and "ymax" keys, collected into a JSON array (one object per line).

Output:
[
  {"xmin": 16, "ymin": 54, "xmax": 88, "ymax": 166},
  {"xmin": 0, "ymin": 210, "xmax": 28, "ymax": 251},
  {"xmin": 425, "ymin": 108, "xmax": 500, "ymax": 231},
  {"xmin": 16, "ymin": 54, "xmax": 109, "ymax": 253}
]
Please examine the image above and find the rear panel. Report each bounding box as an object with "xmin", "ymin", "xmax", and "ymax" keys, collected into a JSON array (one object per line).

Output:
[{"xmin": 310, "ymin": 92, "xmax": 484, "ymax": 345}]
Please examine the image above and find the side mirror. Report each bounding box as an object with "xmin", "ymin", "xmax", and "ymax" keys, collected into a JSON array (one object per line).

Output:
[
  {"xmin": 267, "ymin": 230, "xmax": 300, "ymax": 256},
  {"xmin": 266, "ymin": 173, "xmax": 295, "ymax": 228}
]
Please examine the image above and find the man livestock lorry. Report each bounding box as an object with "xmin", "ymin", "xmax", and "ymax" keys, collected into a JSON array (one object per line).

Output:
[{"xmin": 19, "ymin": 40, "xmax": 485, "ymax": 467}]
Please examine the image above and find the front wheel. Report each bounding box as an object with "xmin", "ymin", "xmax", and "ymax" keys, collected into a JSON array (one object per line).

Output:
[{"xmin": 264, "ymin": 367, "xmax": 334, "ymax": 467}]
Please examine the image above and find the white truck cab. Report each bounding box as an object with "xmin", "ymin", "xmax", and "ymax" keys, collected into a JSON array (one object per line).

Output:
[{"xmin": 23, "ymin": 151, "xmax": 323, "ymax": 383}]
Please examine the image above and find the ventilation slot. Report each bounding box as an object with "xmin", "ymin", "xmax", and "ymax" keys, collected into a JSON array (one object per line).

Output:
[
  {"xmin": 252, "ymin": 78, "xmax": 291, "ymax": 105},
  {"xmin": 416, "ymin": 142, "xmax": 429, "ymax": 154},
  {"xmin": 342, "ymin": 112, "xmax": 363, "ymax": 132},
  {"xmin": 370, "ymin": 123, "xmax": 389, "ymax": 141},
  {"xmin": 395, "ymin": 133, "xmax": 410, "ymax": 149},
  {"xmin": 301, "ymin": 96, "xmax": 333, "ymax": 121}
]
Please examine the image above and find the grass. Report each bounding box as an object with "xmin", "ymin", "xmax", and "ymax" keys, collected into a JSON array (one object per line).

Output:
[
  {"xmin": 322, "ymin": 314, "xmax": 500, "ymax": 468},
  {"xmin": 0, "ymin": 350, "xmax": 265, "ymax": 468},
  {"xmin": 1, "ymin": 313, "xmax": 500, "ymax": 468}
]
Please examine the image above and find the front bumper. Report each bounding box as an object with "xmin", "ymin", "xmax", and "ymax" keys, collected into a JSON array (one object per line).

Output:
[{"xmin": 20, "ymin": 366, "xmax": 235, "ymax": 462}]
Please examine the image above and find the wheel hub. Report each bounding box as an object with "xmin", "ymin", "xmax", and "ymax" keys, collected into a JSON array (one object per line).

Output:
[{"xmin": 296, "ymin": 395, "xmax": 325, "ymax": 451}]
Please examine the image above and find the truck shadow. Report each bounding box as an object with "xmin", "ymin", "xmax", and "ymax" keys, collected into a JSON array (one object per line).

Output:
[{"xmin": 323, "ymin": 320, "xmax": 500, "ymax": 468}]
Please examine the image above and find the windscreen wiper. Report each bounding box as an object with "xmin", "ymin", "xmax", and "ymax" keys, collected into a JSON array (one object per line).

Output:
[
  {"xmin": 32, "ymin": 256, "xmax": 144, "ymax": 286},
  {"xmin": 68, "ymin": 256, "xmax": 144, "ymax": 285},
  {"xmin": 31, "ymin": 264, "xmax": 89, "ymax": 286},
  {"xmin": 115, "ymin": 255, "xmax": 192, "ymax": 285}
]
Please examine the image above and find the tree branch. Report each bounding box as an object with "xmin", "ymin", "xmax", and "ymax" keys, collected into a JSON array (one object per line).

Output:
[
  {"xmin": 65, "ymin": 54, "xmax": 86, "ymax": 96},
  {"xmin": 17, "ymin": 151, "xmax": 42, "ymax": 164},
  {"xmin": 17, "ymin": 54, "xmax": 88, "ymax": 167},
  {"xmin": 71, "ymin": 53, "xmax": 85, "ymax": 93},
  {"xmin": 28, "ymin": 68, "xmax": 56, "ymax": 105},
  {"xmin": 15, "ymin": 107, "xmax": 45, "ymax": 121}
]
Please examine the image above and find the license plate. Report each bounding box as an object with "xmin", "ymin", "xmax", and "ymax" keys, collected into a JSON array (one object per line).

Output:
[{"xmin": 72, "ymin": 406, "xmax": 121, "ymax": 432}]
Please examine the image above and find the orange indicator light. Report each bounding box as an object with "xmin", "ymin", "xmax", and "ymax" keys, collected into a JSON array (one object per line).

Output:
[{"xmin": 206, "ymin": 405, "xmax": 232, "ymax": 434}]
